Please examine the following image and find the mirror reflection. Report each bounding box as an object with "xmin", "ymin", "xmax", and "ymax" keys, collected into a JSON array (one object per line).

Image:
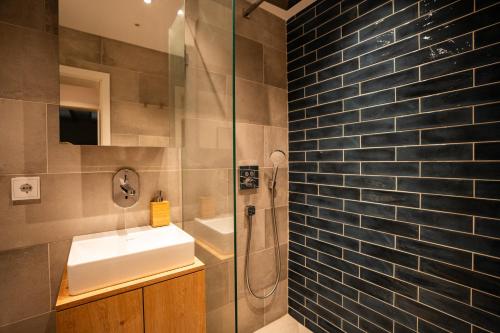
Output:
[{"xmin": 58, "ymin": 0, "xmax": 185, "ymax": 147}]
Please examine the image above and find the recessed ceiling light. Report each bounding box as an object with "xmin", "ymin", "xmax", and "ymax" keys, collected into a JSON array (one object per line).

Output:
[
  {"xmin": 144, "ymin": 0, "xmax": 151, "ymax": 4},
  {"xmin": 177, "ymin": 9, "xmax": 184, "ymax": 16}
]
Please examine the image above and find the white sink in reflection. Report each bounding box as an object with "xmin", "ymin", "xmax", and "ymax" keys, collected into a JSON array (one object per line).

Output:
[
  {"xmin": 194, "ymin": 214, "xmax": 234, "ymax": 256},
  {"xmin": 67, "ymin": 224, "xmax": 195, "ymax": 295}
]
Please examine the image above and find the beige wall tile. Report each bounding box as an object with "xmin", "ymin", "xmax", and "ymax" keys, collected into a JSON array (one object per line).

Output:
[
  {"xmin": 111, "ymin": 100, "xmax": 170, "ymax": 137},
  {"xmin": 0, "ymin": 212, "xmax": 124, "ymax": 253},
  {"xmin": 265, "ymin": 206, "xmax": 289, "ymax": 249},
  {"xmin": 237, "ymin": 295, "xmax": 265, "ymax": 333},
  {"xmin": 235, "ymin": 35, "xmax": 263, "ymax": 83},
  {"xmin": 0, "ymin": 23, "xmax": 58, "ymax": 103},
  {"xmin": 48, "ymin": 240, "xmax": 71, "ymax": 308},
  {"xmin": 0, "ymin": 0, "xmax": 57, "ymax": 34},
  {"xmin": 0, "ymin": 244, "xmax": 50, "ymax": 326},
  {"xmin": 236, "ymin": 122, "xmax": 264, "ymax": 166},
  {"xmin": 108, "ymin": 66, "xmax": 141, "ymax": 103},
  {"xmin": 102, "ymin": 38, "xmax": 169, "ymax": 76},
  {"xmin": 280, "ymin": 243, "xmax": 288, "ymax": 281},
  {"xmin": 182, "ymin": 118, "xmax": 232, "ymax": 169},
  {"xmin": 263, "ymin": 279, "xmax": 288, "ymax": 325},
  {"xmin": 235, "ymin": 78, "xmax": 268, "ymax": 125},
  {"xmin": 237, "ymin": 209, "xmax": 266, "ymax": 256},
  {"xmin": 266, "ymin": 85, "xmax": 288, "ymax": 128},
  {"xmin": 0, "ymin": 23, "xmax": 24, "ymax": 100},
  {"xmin": 235, "ymin": 78, "xmax": 287, "ymax": 127},
  {"xmin": 205, "ymin": 261, "xmax": 231, "ymax": 310},
  {"xmin": 0, "ymin": 311, "xmax": 55, "ymax": 333},
  {"xmin": 234, "ymin": 242, "xmax": 288, "ymax": 332},
  {"xmin": 182, "ymin": 168, "xmax": 230, "ymax": 221},
  {"xmin": 264, "ymin": 126, "xmax": 288, "ymax": 168},
  {"xmin": 22, "ymin": 28, "xmax": 59, "ymax": 103},
  {"xmin": 79, "ymin": 146, "xmax": 180, "ymax": 172},
  {"xmin": 185, "ymin": 68, "xmax": 230, "ymax": 121},
  {"xmin": 0, "ymin": 99, "xmax": 47, "ymax": 174},
  {"xmin": 111, "ymin": 134, "xmax": 140, "ymax": 147},
  {"xmin": 186, "ymin": 0, "xmax": 232, "ymax": 31},
  {"xmin": 206, "ymin": 301, "xmax": 235, "ymax": 333},
  {"xmin": 236, "ymin": 243, "xmax": 287, "ymax": 299},
  {"xmin": 135, "ymin": 170, "xmax": 182, "ymax": 208},
  {"xmin": 58, "ymin": 27, "xmax": 101, "ymax": 65},
  {"xmin": 235, "ymin": 0, "xmax": 286, "ymax": 52},
  {"xmin": 139, "ymin": 73, "xmax": 170, "ymax": 107},
  {"xmin": 264, "ymin": 46, "xmax": 287, "ymax": 89},
  {"xmin": 186, "ymin": 19, "xmax": 232, "ymax": 76},
  {"xmin": 138, "ymin": 135, "xmax": 170, "ymax": 147}
]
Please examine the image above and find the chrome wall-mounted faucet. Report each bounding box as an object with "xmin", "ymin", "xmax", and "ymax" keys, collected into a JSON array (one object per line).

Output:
[
  {"xmin": 120, "ymin": 174, "xmax": 136, "ymax": 197},
  {"xmin": 113, "ymin": 168, "xmax": 140, "ymax": 208}
]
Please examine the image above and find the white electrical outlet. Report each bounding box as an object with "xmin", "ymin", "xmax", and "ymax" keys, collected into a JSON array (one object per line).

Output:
[{"xmin": 11, "ymin": 177, "xmax": 40, "ymax": 201}]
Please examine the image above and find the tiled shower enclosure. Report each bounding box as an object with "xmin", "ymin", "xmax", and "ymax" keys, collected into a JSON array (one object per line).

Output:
[{"xmin": 286, "ymin": 0, "xmax": 500, "ymax": 332}]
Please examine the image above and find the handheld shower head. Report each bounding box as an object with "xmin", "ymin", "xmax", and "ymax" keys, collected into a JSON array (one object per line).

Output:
[
  {"xmin": 270, "ymin": 149, "xmax": 286, "ymax": 168},
  {"xmin": 269, "ymin": 150, "xmax": 286, "ymax": 189},
  {"xmin": 246, "ymin": 149, "xmax": 286, "ymax": 299}
]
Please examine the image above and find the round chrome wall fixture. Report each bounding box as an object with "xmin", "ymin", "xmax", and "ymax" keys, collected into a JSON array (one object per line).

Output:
[{"xmin": 112, "ymin": 168, "xmax": 140, "ymax": 208}]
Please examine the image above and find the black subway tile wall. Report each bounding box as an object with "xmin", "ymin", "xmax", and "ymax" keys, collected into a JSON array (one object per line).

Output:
[{"xmin": 286, "ymin": 1, "xmax": 500, "ymax": 332}]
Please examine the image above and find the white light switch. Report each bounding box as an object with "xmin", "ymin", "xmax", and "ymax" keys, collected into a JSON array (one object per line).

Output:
[{"xmin": 11, "ymin": 177, "xmax": 40, "ymax": 201}]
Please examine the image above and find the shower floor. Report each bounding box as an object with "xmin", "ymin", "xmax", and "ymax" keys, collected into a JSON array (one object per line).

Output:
[{"xmin": 254, "ymin": 314, "xmax": 312, "ymax": 333}]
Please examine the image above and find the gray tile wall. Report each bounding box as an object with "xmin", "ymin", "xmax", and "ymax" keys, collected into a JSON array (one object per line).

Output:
[
  {"xmin": 0, "ymin": 1, "xmax": 181, "ymax": 331},
  {"xmin": 286, "ymin": 1, "xmax": 500, "ymax": 332}
]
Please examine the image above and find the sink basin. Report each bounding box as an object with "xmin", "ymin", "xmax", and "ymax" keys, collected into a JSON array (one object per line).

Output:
[
  {"xmin": 194, "ymin": 215, "xmax": 234, "ymax": 256},
  {"xmin": 67, "ymin": 224, "xmax": 195, "ymax": 295}
]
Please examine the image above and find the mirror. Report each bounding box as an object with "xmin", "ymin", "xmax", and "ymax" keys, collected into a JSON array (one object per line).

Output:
[{"xmin": 58, "ymin": 0, "xmax": 185, "ymax": 147}]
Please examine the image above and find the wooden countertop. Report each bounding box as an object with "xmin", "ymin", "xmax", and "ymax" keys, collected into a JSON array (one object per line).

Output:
[{"xmin": 56, "ymin": 257, "xmax": 205, "ymax": 311}]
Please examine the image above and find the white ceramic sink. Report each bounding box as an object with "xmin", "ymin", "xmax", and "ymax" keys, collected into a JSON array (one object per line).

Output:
[
  {"xmin": 67, "ymin": 224, "xmax": 195, "ymax": 295},
  {"xmin": 194, "ymin": 214, "xmax": 234, "ymax": 255}
]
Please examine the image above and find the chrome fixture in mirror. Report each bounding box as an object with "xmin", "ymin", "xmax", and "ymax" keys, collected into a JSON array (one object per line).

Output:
[{"xmin": 113, "ymin": 168, "xmax": 140, "ymax": 208}]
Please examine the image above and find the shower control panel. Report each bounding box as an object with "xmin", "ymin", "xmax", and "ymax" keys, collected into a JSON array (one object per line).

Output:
[{"xmin": 239, "ymin": 165, "xmax": 259, "ymax": 190}]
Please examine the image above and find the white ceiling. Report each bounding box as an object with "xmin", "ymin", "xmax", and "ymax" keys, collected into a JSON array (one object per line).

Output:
[
  {"xmin": 59, "ymin": 0, "xmax": 183, "ymax": 53},
  {"xmin": 259, "ymin": 0, "xmax": 316, "ymax": 20},
  {"xmin": 59, "ymin": 0, "xmax": 315, "ymax": 53}
]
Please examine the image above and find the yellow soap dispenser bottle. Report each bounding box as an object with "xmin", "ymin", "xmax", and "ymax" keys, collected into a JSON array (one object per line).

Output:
[{"xmin": 150, "ymin": 191, "xmax": 170, "ymax": 227}]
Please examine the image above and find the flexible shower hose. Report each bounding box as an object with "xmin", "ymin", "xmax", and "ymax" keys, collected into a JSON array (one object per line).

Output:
[{"xmin": 244, "ymin": 181, "xmax": 281, "ymax": 299}]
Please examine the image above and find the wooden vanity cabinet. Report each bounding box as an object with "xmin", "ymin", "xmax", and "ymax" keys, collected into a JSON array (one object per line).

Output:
[
  {"xmin": 56, "ymin": 259, "xmax": 206, "ymax": 333},
  {"xmin": 144, "ymin": 270, "xmax": 206, "ymax": 333},
  {"xmin": 56, "ymin": 289, "xmax": 144, "ymax": 333}
]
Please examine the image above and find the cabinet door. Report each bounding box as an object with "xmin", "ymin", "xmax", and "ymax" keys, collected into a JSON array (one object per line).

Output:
[
  {"xmin": 144, "ymin": 270, "xmax": 206, "ymax": 333},
  {"xmin": 56, "ymin": 289, "xmax": 143, "ymax": 333}
]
